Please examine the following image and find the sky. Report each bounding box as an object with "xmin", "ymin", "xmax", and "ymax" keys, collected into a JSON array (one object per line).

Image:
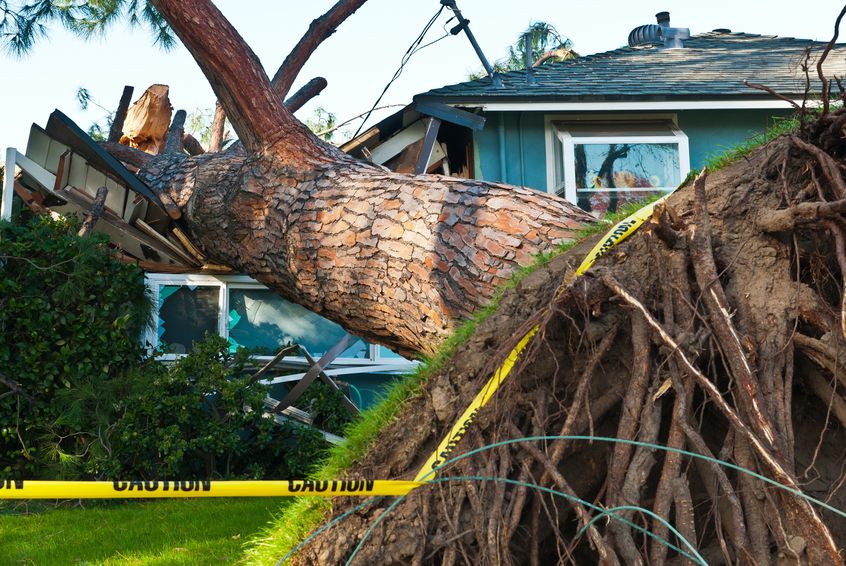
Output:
[{"xmin": 1, "ymin": 0, "xmax": 845, "ymax": 152}]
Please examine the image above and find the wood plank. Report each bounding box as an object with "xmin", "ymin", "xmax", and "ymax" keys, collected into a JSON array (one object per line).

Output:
[
  {"xmin": 369, "ymin": 121, "xmax": 426, "ymax": 164},
  {"xmin": 415, "ymin": 118, "xmax": 442, "ymax": 175},
  {"xmin": 134, "ymin": 219, "xmax": 200, "ymax": 266},
  {"xmin": 171, "ymin": 226, "xmax": 206, "ymax": 263},
  {"xmin": 414, "ymin": 100, "xmax": 486, "ymax": 131}
]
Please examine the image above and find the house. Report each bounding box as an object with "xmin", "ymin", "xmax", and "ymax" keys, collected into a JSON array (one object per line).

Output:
[
  {"xmin": 1, "ymin": 111, "xmax": 415, "ymax": 416},
  {"xmin": 343, "ymin": 12, "xmax": 846, "ymax": 216}
]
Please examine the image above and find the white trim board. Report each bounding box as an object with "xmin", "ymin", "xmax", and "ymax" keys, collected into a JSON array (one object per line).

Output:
[{"xmin": 454, "ymin": 99, "xmax": 805, "ymax": 112}]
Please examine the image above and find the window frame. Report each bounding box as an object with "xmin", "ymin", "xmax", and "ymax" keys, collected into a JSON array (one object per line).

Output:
[
  {"xmin": 145, "ymin": 273, "xmax": 413, "ymax": 367},
  {"xmin": 544, "ymin": 114, "xmax": 690, "ymax": 205}
]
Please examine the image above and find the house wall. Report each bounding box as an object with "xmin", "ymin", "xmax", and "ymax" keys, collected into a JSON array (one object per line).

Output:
[{"xmin": 473, "ymin": 108, "xmax": 793, "ymax": 192}]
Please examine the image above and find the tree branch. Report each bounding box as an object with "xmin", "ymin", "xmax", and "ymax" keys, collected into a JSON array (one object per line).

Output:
[
  {"xmin": 149, "ymin": 0, "xmax": 314, "ymax": 154},
  {"xmin": 78, "ymin": 186, "xmax": 108, "ymax": 237},
  {"xmin": 208, "ymin": 101, "xmax": 226, "ymax": 152},
  {"xmin": 284, "ymin": 76, "xmax": 328, "ymax": 113},
  {"xmin": 108, "ymin": 85, "xmax": 134, "ymax": 143},
  {"xmin": 101, "ymin": 141, "xmax": 152, "ymax": 169},
  {"xmin": 182, "ymin": 133, "xmax": 205, "ymax": 155},
  {"xmin": 270, "ymin": 0, "xmax": 368, "ymax": 99},
  {"xmin": 164, "ymin": 109, "xmax": 187, "ymax": 154}
]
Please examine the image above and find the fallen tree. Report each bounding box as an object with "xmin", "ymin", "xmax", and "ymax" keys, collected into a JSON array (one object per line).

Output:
[
  {"xmin": 8, "ymin": 0, "xmax": 846, "ymax": 563},
  {"xmin": 124, "ymin": 0, "xmax": 591, "ymax": 359}
]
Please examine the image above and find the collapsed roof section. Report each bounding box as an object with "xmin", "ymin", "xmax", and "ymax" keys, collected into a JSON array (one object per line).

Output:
[
  {"xmin": 341, "ymin": 101, "xmax": 485, "ymax": 178},
  {"xmin": 6, "ymin": 109, "xmax": 229, "ymax": 274}
]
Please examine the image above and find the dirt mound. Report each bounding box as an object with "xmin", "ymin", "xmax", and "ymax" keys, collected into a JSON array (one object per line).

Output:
[{"xmin": 293, "ymin": 128, "xmax": 846, "ymax": 565}]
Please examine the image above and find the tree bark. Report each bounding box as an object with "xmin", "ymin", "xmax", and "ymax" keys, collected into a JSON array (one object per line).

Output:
[{"xmin": 139, "ymin": 152, "xmax": 589, "ymax": 357}]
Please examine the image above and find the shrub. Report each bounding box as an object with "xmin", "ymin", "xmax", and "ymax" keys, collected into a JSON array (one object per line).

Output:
[
  {"xmin": 1, "ymin": 215, "xmax": 349, "ymax": 481},
  {"xmin": 99, "ymin": 336, "xmax": 329, "ymax": 479},
  {"xmin": 0, "ymin": 215, "xmax": 149, "ymax": 477}
]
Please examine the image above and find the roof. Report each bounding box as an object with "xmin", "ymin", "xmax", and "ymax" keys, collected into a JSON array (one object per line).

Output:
[{"xmin": 416, "ymin": 32, "xmax": 846, "ymax": 103}]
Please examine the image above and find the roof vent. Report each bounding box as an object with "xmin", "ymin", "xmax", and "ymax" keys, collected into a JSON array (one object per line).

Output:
[{"xmin": 628, "ymin": 11, "xmax": 691, "ymax": 49}]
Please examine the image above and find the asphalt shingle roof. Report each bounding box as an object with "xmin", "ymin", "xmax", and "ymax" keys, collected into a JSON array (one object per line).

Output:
[{"xmin": 416, "ymin": 32, "xmax": 846, "ymax": 102}]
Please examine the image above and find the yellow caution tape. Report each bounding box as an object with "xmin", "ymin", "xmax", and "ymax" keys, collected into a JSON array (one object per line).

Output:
[
  {"xmin": 0, "ymin": 479, "xmax": 424, "ymax": 499},
  {"xmin": 414, "ymin": 326, "xmax": 540, "ymax": 482},
  {"xmin": 575, "ymin": 193, "xmax": 670, "ymax": 276}
]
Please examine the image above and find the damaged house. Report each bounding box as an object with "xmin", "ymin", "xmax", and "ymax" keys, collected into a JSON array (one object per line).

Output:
[{"xmin": 346, "ymin": 12, "xmax": 846, "ymax": 216}]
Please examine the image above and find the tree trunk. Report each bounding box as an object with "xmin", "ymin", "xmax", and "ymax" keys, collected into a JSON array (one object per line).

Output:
[{"xmin": 138, "ymin": 151, "xmax": 589, "ymax": 357}]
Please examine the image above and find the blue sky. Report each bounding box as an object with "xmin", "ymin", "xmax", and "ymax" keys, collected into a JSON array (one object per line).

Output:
[{"xmin": 1, "ymin": 0, "xmax": 844, "ymax": 152}]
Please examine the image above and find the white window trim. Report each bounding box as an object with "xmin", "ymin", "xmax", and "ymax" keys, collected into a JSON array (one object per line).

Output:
[
  {"xmin": 145, "ymin": 273, "xmax": 415, "ymax": 368},
  {"xmin": 544, "ymin": 114, "xmax": 690, "ymax": 202}
]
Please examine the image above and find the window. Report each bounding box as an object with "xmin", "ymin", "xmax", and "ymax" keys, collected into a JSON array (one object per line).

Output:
[
  {"xmin": 145, "ymin": 274, "xmax": 410, "ymax": 366},
  {"xmin": 549, "ymin": 119, "xmax": 690, "ymax": 216}
]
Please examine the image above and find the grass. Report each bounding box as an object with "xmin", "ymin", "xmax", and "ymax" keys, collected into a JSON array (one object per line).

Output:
[
  {"xmin": 0, "ymin": 498, "xmax": 288, "ymax": 565},
  {"xmin": 242, "ymin": 197, "xmax": 666, "ymax": 565}
]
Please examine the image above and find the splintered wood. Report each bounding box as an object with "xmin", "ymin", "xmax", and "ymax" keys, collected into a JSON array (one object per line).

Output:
[{"xmin": 119, "ymin": 84, "xmax": 173, "ymax": 154}]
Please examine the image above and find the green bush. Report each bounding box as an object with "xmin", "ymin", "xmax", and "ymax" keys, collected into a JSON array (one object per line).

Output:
[
  {"xmin": 1, "ymin": 215, "xmax": 348, "ymax": 481},
  {"xmin": 0, "ymin": 215, "xmax": 149, "ymax": 477},
  {"xmin": 98, "ymin": 336, "xmax": 328, "ymax": 479}
]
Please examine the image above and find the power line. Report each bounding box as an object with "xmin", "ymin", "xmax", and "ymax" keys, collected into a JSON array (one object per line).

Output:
[{"xmin": 351, "ymin": 6, "xmax": 450, "ymax": 139}]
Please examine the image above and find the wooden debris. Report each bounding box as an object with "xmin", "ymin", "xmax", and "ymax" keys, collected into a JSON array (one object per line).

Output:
[
  {"xmin": 119, "ymin": 84, "xmax": 172, "ymax": 154},
  {"xmin": 78, "ymin": 186, "xmax": 108, "ymax": 237}
]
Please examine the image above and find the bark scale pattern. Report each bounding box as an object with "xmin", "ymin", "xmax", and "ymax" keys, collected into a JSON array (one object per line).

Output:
[{"xmin": 140, "ymin": 153, "xmax": 590, "ymax": 357}]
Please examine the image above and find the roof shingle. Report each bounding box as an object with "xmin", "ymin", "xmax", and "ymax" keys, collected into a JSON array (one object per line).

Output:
[{"xmin": 416, "ymin": 32, "xmax": 846, "ymax": 102}]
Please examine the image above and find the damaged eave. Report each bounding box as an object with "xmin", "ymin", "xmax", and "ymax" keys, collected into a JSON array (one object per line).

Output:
[{"xmin": 5, "ymin": 110, "xmax": 231, "ymax": 274}]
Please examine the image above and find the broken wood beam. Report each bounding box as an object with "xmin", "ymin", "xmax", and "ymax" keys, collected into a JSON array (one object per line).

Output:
[
  {"xmin": 13, "ymin": 181, "xmax": 48, "ymax": 214},
  {"xmin": 415, "ymin": 117, "xmax": 442, "ymax": 175},
  {"xmin": 249, "ymin": 344, "xmax": 302, "ymax": 385},
  {"xmin": 108, "ymin": 85, "xmax": 135, "ymax": 143},
  {"xmin": 78, "ymin": 186, "xmax": 108, "ymax": 237},
  {"xmin": 164, "ymin": 109, "xmax": 187, "ymax": 154},
  {"xmin": 283, "ymin": 77, "xmax": 328, "ymax": 113},
  {"xmin": 273, "ymin": 334, "xmax": 357, "ymax": 414}
]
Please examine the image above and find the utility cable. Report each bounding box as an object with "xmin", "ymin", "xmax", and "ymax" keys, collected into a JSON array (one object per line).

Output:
[{"xmin": 351, "ymin": 6, "xmax": 449, "ymax": 139}]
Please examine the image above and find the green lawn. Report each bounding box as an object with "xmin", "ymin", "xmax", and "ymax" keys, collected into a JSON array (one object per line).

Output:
[{"xmin": 0, "ymin": 498, "xmax": 289, "ymax": 565}]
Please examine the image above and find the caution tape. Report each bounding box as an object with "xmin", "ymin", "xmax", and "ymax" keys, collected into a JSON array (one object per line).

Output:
[
  {"xmin": 413, "ymin": 326, "xmax": 540, "ymax": 482},
  {"xmin": 0, "ymin": 479, "xmax": 424, "ymax": 499},
  {"xmin": 575, "ymin": 193, "xmax": 671, "ymax": 276}
]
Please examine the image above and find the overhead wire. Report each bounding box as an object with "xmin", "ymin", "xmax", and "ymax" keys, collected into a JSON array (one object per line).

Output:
[{"xmin": 351, "ymin": 6, "xmax": 451, "ymax": 139}]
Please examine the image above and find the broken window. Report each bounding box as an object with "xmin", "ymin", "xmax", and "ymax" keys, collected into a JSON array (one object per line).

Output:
[{"xmin": 157, "ymin": 284, "xmax": 221, "ymax": 354}]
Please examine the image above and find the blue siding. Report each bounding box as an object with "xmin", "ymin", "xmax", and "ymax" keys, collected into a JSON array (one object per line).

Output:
[
  {"xmin": 678, "ymin": 109, "xmax": 792, "ymax": 169},
  {"xmin": 473, "ymin": 108, "xmax": 794, "ymax": 193}
]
